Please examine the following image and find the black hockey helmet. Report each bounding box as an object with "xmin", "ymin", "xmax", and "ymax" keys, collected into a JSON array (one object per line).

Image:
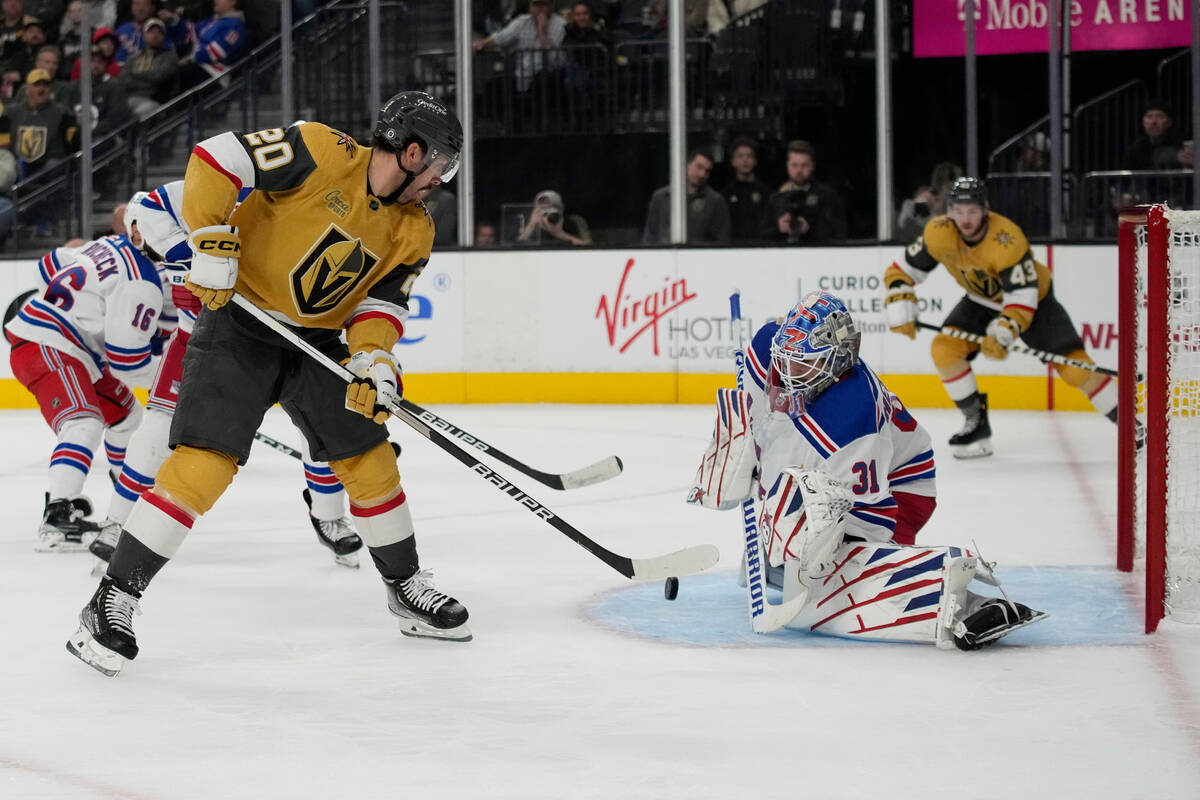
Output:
[
  {"xmin": 372, "ymin": 91, "xmax": 463, "ymax": 193},
  {"xmin": 3, "ymin": 288, "xmax": 36, "ymax": 327},
  {"xmin": 946, "ymin": 176, "xmax": 988, "ymax": 209}
]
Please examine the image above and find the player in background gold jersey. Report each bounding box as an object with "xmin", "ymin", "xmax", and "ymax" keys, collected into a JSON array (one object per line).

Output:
[
  {"xmin": 68, "ymin": 92, "xmax": 471, "ymax": 678},
  {"xmin": 884, "ymin": 177, "xmax": 1118, "ymax": 458}
]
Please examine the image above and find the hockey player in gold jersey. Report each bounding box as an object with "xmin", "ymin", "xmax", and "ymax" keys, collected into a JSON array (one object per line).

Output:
[
  {"xmin": 885, "ymin": 177, "xmax": 1118, "ymax": 458},
  {"xmin": 68, "ymin": 91, "xmax": 471, "ymax": 677}
]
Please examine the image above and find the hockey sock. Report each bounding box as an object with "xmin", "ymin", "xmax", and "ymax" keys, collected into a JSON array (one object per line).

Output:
[
  {"xmin": 351, "ymin": 492, "xmax": 419, "ymax": 580},
  {"xmin": 302, "ymin": 460, "xmax": 346, "ymax": 521},
  {"xmin": 107, "ymin": 408, "xmax": 174, "ymax": 525},
  {"xmin": 48, "ymin": 416, "xmax": 103, "ymax": 500},
  {"xmin": 103, "ymin": 402, "xmax": 143, "ymax": 479},
  {"xmin": 1085, "ymin": 376, "xmax": 1118, "ymax": 418},
  {"xmin": 107, "ymin": 531, "xmax": 171, "ymax": 595},
  {"xmin": 940, "ymin": 365, "xmax": 979, "ymax": 404},
  {"xmin": 111, "ymin": 492, "xmax": 195, "ymax": 593}
]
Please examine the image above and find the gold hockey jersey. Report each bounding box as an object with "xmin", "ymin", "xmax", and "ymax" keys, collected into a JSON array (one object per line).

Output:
[
  {"xmin": 890, "ymin": 211, "xmax": 1050, "ymax": 332},
  {"xmin": 181, "ymin": 122, "xmax": 433, "ymax": 338}
]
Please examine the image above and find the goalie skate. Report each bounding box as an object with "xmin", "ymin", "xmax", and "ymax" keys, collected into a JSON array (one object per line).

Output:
[
  {"xmin": 384, "ymin": 571, "xmax": 472, "ymax": 642},
  {"xmin": 302, "ymin": 489, "xmax": 362, "ymax": 568},
  {"xmin": 37, "ymin": 496, "xmax": 104, "ymax": 553},
  {"xmin": 953, "ymin": 598, "xmax": 1047, "ymax": 651},
  {"xmin": 65, "ymin": 577, "xmax": 142, "ymax": 677},
  {"xmin": 949, "ymin": 394, "xmax": 993, "ymax": 459}
]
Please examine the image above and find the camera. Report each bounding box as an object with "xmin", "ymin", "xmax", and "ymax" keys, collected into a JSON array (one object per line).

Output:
[
  {"xmin": 543, "ymin": 209, "xmax": 562, "ymax": 225},
  {"xmin": 913, "ymin": 200, "xmax": 931, "ymax": 216}
]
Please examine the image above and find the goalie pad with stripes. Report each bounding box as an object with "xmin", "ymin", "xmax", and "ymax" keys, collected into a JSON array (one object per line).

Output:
[
  {"xmin": 758, "ymin": 467, "xmax": 854, "ymax": 572},
  {"xmin": 687, "ymin": 388, "xmax": 756, "ymax": 510}
]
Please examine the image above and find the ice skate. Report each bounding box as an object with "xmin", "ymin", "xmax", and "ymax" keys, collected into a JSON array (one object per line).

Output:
[
  {"xmin": 949, "ymin": 393, "xmax": 993, "ymax": 459},
  {"xmin": 302, "ymin": 489, "xmax": 362, "ymax": 568},
  {"xmin": 36, "ymin": 495, "xmax": 105, "ymax": 553},
  {"xmin": 87, "ymin": 521, "xmax": 122, "ymax": 563},
  {"xmin": 66, "ymin": 577, "xmax": 142, "ymax": 676},
  {"xmin": 953, "ymin": 598, "xmax": 1047, "ymax": 651},
  {"xmin": 384, "ymin": 570, "xmax": 472, "ymax": 642}
]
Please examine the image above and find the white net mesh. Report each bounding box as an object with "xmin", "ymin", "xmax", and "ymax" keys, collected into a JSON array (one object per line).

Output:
[{"xmin": 1162, "ymin": 209, "xmax": 1200, "ymax": 623}]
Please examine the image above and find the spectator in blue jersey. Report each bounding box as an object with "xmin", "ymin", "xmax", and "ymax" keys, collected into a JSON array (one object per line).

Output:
[
  {"xmin": 114, "ymin": 0, "xmax": 183, "ymax": 66},
  {"xmin": 119, "ymin": 17, "xmax": 178, "ymax": 119},
  {"xmin": 178, "ymin": 0, "xmax": 246, "ymax": 89}
]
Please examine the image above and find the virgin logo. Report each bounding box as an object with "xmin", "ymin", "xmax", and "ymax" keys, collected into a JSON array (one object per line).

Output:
[{"xmin": 595, "ymin": 258, "xmax": 696, "ymax": 355}]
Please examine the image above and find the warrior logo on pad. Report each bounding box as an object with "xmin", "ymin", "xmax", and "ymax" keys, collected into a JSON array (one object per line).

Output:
[{"xmin": 290, "ymin": 224, "xmax": 379, "ymax": 315}]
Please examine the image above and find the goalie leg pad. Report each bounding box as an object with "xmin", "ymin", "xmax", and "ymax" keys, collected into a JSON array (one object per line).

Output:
[
  {"xmin": 687, "ymin": 388, "xmax": 755, "ymax": 510},
  {"xmin": 758, "ymin": 467, "xmax": 853, "ymax": 573}
]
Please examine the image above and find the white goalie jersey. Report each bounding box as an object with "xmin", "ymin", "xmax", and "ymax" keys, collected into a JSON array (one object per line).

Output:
[
  {"xmin": 6, "ymin": 235, "xmax": 164, "ymax": 386},
  {"xmin": 744, "ymin": 319, "xmax": 936, "ymax": 543}
]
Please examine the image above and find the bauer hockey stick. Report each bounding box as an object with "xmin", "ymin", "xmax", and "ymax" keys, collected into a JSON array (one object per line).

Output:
[
  {"xmin": 230, "ymin": 294, "xmax": 718, "ymax": 581},
  {"xmin": 916, "ymin": 321, "xmax": 1118, "ymax": 377},
  {"xmin": 730, "ymin": 291, "xmax": 807, "ymax": 633},
  {"xmin": 254, "ymin": 431, "xmax": 402, "ymax": 461},
  {"xmin": 396, "ymin": 398, "xmax": 622, "ymax": 490}
]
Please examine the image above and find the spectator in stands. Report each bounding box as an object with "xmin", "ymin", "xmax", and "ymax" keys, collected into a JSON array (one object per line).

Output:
[
  {"xmin": 645, "ymin": 0, "xmax": 715, "ymax": 36},
  {"xmin": 1015, "ymin": 132, "xmax": 1049, "ymax": 173},
  {"xmin": 423, "ymin": 184, "xmax": 458, "ymax": 248},
  {"xmin": 765, "ymin": 139, "xmax": 847, "ymax": 243},
  {"xmin": 24, "ymin": 1, "xmax": 61, "ymax": 24},
  {"xmin": 0, "ymin": 1, "xmax": 35, "ymax": 69},
  {"xmin": 115, "ymin": 0, "xmax": 162, "ymax": 66},
  {"xmin": 57, "ymin": 1, "xmax": 87, "ymax": 79},
  {"xmin": 13, "ymin": 43, "xmax": 66, "ymax": 104},
  {"xmin": 564, "ymin": 2, "xmax": 611, "ymax": 49},
  {"xmin": 475, "ymin": 220, "xmax": 499, "ymax": 247},
  {"xmin": 118, "ymin": 17, "xmax": 178, "ymax": 119},
  {"xmin": 0, "ymin": 115, "xmax": 15, "ymax": 240},
  {"xmin": 2, "ymin": 67, "xmax": 76, "ymax": 179},
  {"xmin": 1123, "ymin": 99, "xmax": 1194, "ymax": 171},
  {"xmin": 1, "ymin": 16, "xmax": 45, "ymax": 95},
  {"xmin": 473, "ymin": 0, "xmax": 566, "ymax": 94},
  {"xmin": 643, "ymin": 148, "xmax": 731, "ymax": 244},
  {"xmin": 518, "ymin": 188, "xmax": 592, "ymax": 246},
  {"xmin": 69, "ymin": 27, "xmax": 120, "ymax": 80},
  {"xmin": 895, "ymin": 185, "xmax": 936, "ymax": 243},
  {"xmin": 178, "ymin": 0, "xmax": 247, "ymax": 89},
  {"xmin": 720, "ymin": 136, "xmax": 771, "ymax": 242},
  {"xmin": 67, "ymin": 44, "xmax": 127, "ymax": 138}
]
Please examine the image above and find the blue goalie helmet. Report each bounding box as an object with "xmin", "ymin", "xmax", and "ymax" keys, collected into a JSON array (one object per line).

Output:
[{"xmin": 769, "ymin": 291, "xmax": 861, "ymax": 411}]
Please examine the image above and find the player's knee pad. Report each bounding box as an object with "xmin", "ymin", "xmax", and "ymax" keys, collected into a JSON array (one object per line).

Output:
[
  {"xmin": 329, "ymin": 441, "xmax": 401, "ymax": 505},
  {"xmin": 931, "ymin": 333, "xmax": 974, "ymax": 369},
  {"xmin": 154, "ymin": 445, "xmax": 238, "ymax": 516},
  {"xmin": 57, "ymin": 414, "xmax": 104, "ymax": 448},
  {"xmin": 1053, "ymin": 349, "xmax": 1096, "ymax": 389}
]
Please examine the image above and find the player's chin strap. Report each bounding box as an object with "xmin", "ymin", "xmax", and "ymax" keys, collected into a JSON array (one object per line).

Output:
[{"xmin": 376, "ymin": 150, "xmax": 429, "ymax": 204}]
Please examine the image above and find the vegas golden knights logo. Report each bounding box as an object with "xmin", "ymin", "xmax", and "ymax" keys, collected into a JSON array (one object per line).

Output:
[
  {"xmin": 18, "ymin": 125, "xmax": 47, "ymax": 161},
  {"xmin": 290, "ymin": 224, "xmax": 379, "ymax": 315}
]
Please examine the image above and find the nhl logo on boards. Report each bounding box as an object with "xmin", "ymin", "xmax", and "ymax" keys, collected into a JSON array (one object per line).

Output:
[{"xmin": 289, "ymin": 224, "xmax": 379, "ymax": 316}]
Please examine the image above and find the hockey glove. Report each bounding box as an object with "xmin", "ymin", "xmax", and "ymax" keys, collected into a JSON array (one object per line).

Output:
[
  {"xmin": 687, "ymin": 388, "xmax": 756, "ymax": 510},
  {"xmin": 759, "ymin": 467, "xmax": 854, "ymax": 574},
  {"xmin": 186, "ymin": 225, "xmax": 240, "ymax": 310},
  {"xmin": 885, "ymin": 281, "xmax": 918, "ymax": 340},
  {"xmin": 345, "ymin": 350, "xmax": 402, "ymax": 424},
  {"xmin": 981, "ymin": 315, "xmax": 1019, "ymax": 360}
]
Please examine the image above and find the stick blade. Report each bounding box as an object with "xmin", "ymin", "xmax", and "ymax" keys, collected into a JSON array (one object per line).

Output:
[
  {"xmin": 557, "ymin": 455, "xmax": 624, "ymax": 490},
  {"xmin": 629, "ymin": 543, "xmax": 720, "ymax": 581},
  {"xmin": 750, "ymin": 590, "xmax": 808, "ymax": 634}
]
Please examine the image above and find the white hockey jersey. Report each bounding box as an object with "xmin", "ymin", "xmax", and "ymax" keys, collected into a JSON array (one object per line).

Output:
[
  {"xmin": 131, "ymin": 181, "xmax": 197, "ymax": 334},
  {"xmin": 7, "ymin": 235, "xmax": 164, "ymax": 386},
  {"xmin": 745, "ymin": 320, "xmax": 936, "ymax": 542}
]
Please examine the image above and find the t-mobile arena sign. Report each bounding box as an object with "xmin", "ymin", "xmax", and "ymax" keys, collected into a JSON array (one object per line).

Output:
[{"xmin": 914, "ymin": 0, "xmax": 1191, "ymax": 57}]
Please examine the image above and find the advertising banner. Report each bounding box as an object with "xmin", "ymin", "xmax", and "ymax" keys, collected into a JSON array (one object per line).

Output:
[{"xmin": 914, "ymin": 0, "xmax": 1191, "ymax": 58}]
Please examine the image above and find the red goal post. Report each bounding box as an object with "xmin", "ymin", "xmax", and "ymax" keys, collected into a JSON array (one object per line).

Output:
[{"xmin": 1117, "ymin": 204, "xmax": 1200, "ymax": 633}]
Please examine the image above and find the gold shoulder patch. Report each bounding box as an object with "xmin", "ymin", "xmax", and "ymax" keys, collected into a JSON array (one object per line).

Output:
[
  {"xmin": 994, "ymin": 230, "xmax": 1013, "ymax": 246},
  {"xmin": 330, "ymin": 129, "xmax": 357, "ymax": 156}
]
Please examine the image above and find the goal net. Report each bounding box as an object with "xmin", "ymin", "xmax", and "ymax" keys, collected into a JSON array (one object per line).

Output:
[{"xmin": 1118, "ymin": 205, "xmax": 1200, "ymax": 633}]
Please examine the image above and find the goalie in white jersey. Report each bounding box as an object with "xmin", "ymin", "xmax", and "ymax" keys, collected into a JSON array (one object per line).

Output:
[
  {"xmin": 5, "ymin": 232, "xmax": 162, "ymax": 552},
  {"xmin": 689, "ymin": 291, "xmax": 1047, "ymax": 650}
]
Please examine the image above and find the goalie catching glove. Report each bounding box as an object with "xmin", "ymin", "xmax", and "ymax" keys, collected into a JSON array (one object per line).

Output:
[
  {"xmin": 345, "ymin": 350, "xmax": 402, "ymax": 424},
  {"xmin": 687, "ymin": 388, "xmax": 756, "ymax": 510},
  {"xmin": 981, "ymin": 314, "xmax": 1019, "ymax": 360},
  {"xmin": 186, "ymin": 225, "xmax": 240, "ymax": 310},
  {"xmin": 759, "ymin": 467, "xmax": 854, "ymax": 575}
]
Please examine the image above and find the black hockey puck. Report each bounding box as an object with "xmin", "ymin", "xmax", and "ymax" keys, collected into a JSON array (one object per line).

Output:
[{"xmin": 664, "ymin": 576, "xmax": 679, "ymax": 601}]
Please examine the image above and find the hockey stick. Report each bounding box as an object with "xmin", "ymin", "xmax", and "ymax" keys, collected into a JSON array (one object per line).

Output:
[
  {"xmin": 396, "ymin": 398, "xmax": 622, "ymax": 490},
  {"xmin": 230, "ymin": 293, "xmax": 718, "ymax": 581},
  {"xmin": 916, "ymin": 321, "xmax": 1118, "ymax": 377},
  {"xmin": 254, "ymin": 431, "xmax": 403, "ymax": 462},
  {"xmin": 730, "ymin": 291, "xmax": 807, "ymax": 633}
]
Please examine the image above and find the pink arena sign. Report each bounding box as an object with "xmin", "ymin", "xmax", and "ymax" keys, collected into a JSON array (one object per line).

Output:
[{"xmin": 914, "ymin": 0, "xmax": 1192, "ymax": 58}]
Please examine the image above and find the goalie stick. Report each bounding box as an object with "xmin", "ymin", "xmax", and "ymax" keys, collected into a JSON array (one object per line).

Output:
[
  {"xmin": 916, "ymin": 321, "xmax": 1117, "ymax": 377},
  {"xmin": 230, "ymin": 293, "xmax": 718, "ymax": 581},
  {"xmin": 730, "ymin": 291, "xmax": 807, "ymax": 633},
  {"xmin": 396, "ymin": 398, "xmax": 622, "ymax": 490}
]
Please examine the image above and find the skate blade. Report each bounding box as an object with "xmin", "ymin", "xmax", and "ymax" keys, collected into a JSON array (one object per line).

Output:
[
  {"xmin": 334, "ymin": 552, "xmax": 360, "ymax": 569},
  {"xmin": 65, "ymin": 627, "xmax": 126, "ymax": 676},
  {"xmin": 951, "ymin": 440, "xmax": 994, "ymax": 459},
  {"xmin": 391, "ymin": 611, "xmax": 473, "ymax": 642},
  {"xmin": 35, "ymin": 540, "xmax": 90, "ymax": 554},
  {"xmin": 973, "ymin": 609, "xmax": 1049, "ymax": 647}
]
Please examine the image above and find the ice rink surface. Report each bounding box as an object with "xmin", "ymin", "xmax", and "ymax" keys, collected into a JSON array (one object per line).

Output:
[{"xmin": 2, "ymin": 403, "xmax": 1198, "ymax": 799}]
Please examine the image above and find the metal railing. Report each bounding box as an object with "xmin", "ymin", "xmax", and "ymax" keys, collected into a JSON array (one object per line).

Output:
[
  {"xmin": 1076, "ymin": 169, "xmax": 1194, "ymax": 238},
  {"xmin": 1071, "ymin": 79, "xmax": 1149, "ymax": 173}
]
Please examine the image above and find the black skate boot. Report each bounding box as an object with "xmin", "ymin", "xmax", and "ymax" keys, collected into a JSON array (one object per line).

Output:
[
  {"xmin": 384, "ymin": 570, "xmax": 472, "ymax": 642},
  {"xmin": 302, "ymin": 489, "xmax": 363, "ymax": 568},
  {"xmin": 66, "ymin": 577, "xmax": 142, "ymax": 676},
  {"xmin": 87, "ymin": 520, "xmax": 122, "ymax": 563},
  {"xmin": 1105, "ymin": 407, "xmax": 1145, "ymax": 450},
  {"xmin": 949, "ymin": 392, "xmax": 993, "ymax": 459},
  {"xmin": 953, "ymin": 598, "xmax": 1047, "ymax": 651},
  {"xmin": 37, "ymin": 494, "xmax": 105, "ymax": 553}
]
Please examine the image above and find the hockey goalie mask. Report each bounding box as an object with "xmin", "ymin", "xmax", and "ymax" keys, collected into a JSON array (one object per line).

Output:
[{"xmin": 769, "ymin": 291, "xmax": 861, "ymax": 415}]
